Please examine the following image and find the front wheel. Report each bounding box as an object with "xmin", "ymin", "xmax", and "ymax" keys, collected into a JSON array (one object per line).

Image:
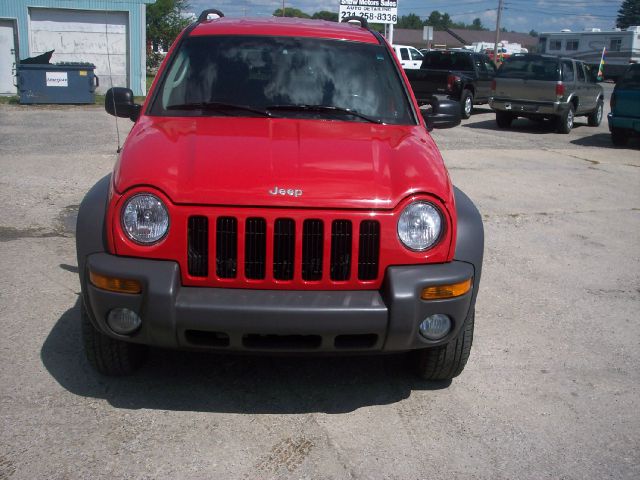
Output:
[
  {"xmin": 410, "ymin": 308, "xmax": 475, "ymax": 381},
  {"xmin": 460, "ymin": 89, "xmax": 474, "ymax": 119},
  {"xmin": 556, "ymin": 104, "xmax": 575, "ymax": 134},
  {"xmin": 587, "ymin": 99, "xmax": 604, "ymax": 127},
  {"xmin": 81, "ymin": 301, "xmax": 147, "ymax": 376}
]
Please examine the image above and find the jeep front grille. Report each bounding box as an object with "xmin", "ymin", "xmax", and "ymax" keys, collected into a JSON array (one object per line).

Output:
[
  {"xmin": 187, "ymin": 215, "xmax": 380, "ymax": 286},
  {"xmin": 187, "ymin": 216, "xmax": 208, "ymax": 277},
  {"xmin": 216, "ymin": 216, "xmax": 237, "ymax": 278}
]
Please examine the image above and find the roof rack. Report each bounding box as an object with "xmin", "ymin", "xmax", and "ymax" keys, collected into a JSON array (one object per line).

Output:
[
  {"xmin": 340, "ymin": 16, "xmax": 369, "ymax": 29},
  {"xmin": 197, "ymin": 9, "xmax": 225, "ymax": 22}
]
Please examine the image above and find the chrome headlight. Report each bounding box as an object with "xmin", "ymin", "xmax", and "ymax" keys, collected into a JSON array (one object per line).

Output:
[
  {"xmin": 122, "ymin": 193, "xmax": 169, "ymax": 244},
  {"xmin": 397, "ymin": 201, "xmax": 442, "ymax": 251}
]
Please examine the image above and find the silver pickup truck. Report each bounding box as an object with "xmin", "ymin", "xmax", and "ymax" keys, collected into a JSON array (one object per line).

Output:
[{"xmin": 490, "ymin": 54, "xmax": 604, "ymax": 134}]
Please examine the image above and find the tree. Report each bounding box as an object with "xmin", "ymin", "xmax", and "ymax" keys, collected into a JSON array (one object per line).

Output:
[
  {"xmin": 147, "ymin": 0, "xmax": 191, "ymax": 52},
  {"xmin": 272, "ymin": 7, "xmax": 311, "ymax": 18},
  {"xmin": 397, "ymin": 13, "xmax": 424, "ymax": 29},
  {"xmin": 616, "ymin": 0, "xmax": 640, "ymax": 29},
  {"xmin": 529, "ymin": 29, "xmax": 539, "ymax": 37},
  {"xmin": 426, "ymin": 11, "xmax": 443, "ymax": 29},
  {"xmin": 470, "ymin": 18, "xmax": 486, "ymax": 30},
  {"xmin": 312, "ymin": 11, "xmax": 338, "ymax": 22}
]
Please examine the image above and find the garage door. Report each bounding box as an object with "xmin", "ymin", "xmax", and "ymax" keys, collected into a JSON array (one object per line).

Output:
[{"xmin": 29, "ymin": 8, "xmax": 128, "ymax": 94}]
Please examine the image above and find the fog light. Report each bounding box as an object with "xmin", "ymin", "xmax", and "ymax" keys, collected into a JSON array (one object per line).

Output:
[
  {"xmin": 419, "ymin": 314, "xmax": 452, "ymax": 340},
  {"xmin": 107, "ymin": 308, "xmax": 142, "ymax": 335}
]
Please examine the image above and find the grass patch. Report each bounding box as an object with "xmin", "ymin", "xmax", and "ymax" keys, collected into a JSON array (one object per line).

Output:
[
  {"xmin": 0, "ymin": 96, "xmax": 19, "ymax": 104},
  {"xmin": 146, "ymin": 73, "xmax": 156, "ymax": 92}
]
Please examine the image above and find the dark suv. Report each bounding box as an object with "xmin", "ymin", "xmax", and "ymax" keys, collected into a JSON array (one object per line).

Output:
[{"xmin": 490, "ymin": 54, "xmax": 604, "ymax": 133}]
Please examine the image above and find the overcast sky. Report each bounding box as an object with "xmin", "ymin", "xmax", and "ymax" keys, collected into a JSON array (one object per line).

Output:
[{"xmin": 188, "ymin": 0, "xmax": 624, "ymax": 33}]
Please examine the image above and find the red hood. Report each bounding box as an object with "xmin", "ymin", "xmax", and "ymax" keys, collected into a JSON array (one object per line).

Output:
[{"xmin": 114, "ymin": 116, "xmax": 452, "ymax": 210}]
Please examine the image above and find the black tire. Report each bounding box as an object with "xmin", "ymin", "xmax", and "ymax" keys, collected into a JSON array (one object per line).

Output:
[
  {"xmin": 611, "ymin": 127, "xmax": 629, "ymax": 146},
  {"xmin": 81, "ymin": 301, "xmax": 147, "ymax": 376},
  {"xmin": 495, "ymin": 111, "xmax": 513, "ymax": 128},
  {"xmin": 411, "ymin": 308, "xmax": 475, "ymax": 381},
  {"xmin": 460, "ymin": 89, "xmax": 473, "ymax": 119},
  {"xmin": 556, "ymin": 104, "xmax": 575, "ymax": 134},
  {"xmin": 587, "ymin": 98, "xmax": 604, "ymax": 127}
]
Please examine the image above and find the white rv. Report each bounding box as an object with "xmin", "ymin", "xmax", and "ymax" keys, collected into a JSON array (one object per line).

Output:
[{"xmin": 538, "ymin": 26, "xmax": 640, "ymax": 79}]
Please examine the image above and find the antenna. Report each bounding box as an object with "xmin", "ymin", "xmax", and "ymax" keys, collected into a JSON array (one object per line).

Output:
[{"xmin": 104, "ymin": 10, "xmax": 121, "ymax": 153}]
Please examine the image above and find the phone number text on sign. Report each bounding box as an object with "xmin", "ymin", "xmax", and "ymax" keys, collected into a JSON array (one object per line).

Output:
[{"xmin": 339, "ymin": 0, "xmax": 398, "ymax": 25}]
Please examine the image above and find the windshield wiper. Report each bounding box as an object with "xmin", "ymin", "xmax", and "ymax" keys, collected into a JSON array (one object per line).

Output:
[
  {"xmin": 166, "ymin": 102, "xmax": 272, "ymax": 117},
  {"xmin": 266, "ymin": 104, "xmax": 382, "ymax": 124}
]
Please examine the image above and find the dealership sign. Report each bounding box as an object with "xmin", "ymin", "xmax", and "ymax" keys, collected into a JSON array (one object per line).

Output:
[{"xmin": 339, "ymin": 0, "xmax": 398, "ymax": 25}]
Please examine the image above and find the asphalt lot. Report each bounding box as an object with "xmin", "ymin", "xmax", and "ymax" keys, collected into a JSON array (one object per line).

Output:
[{"xmin": 0, "ymin": 86, "xmax": 638, "ymax": 479}]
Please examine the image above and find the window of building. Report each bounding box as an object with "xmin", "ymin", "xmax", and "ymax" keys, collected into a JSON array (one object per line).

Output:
[
  {"xmin": 610, "ymin": 38, "xmax": 622, "ymax": 52},
  {"xmin": 566, "ymin": 40, "xmax": 579, "ymax": 51},
  {"xmin": 550, "ymin": 40, "xmax": 562, "ymax": 51},
  {"xmin": 538, "ymin": 37, "xmax": 547, "ymax": 53}
]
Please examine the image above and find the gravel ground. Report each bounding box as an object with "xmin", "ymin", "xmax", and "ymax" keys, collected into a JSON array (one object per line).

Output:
[{"xmin": 0, "ymin": 86, "xmax": 638, "ymax": 479}]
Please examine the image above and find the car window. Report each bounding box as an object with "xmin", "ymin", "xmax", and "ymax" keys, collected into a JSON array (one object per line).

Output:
[
  {"xmin": 562, "ymin": 60, "xmax": 575, "ymax": 82},
  {"xmin": 150, "ymin": 35, "xmax": 415, "ymax": 125},
  {"xmin": 496, "ymin": 56, "xmax": 559, "ymax": 80},
  {"xmin": 617, "ymin": 64, "xmax": 640, "ymax": 88},
  {"xmin": 475, "ymin": 56, "xmax": 486, "ymax": 72},
  {"xmin": 576, "ymin": 63, "xmax": 586, "ymax": 82},
  {"xmin": 421, "ymin": 51, "xmax": 474, "ymax": 71},
  {"xmin": 484, "ymin": 58, "xmax": 497, "ymax": 75},
  {"xmin": 409, "ymin": 48, "xmax": 423, "ymax": 61},
  {"xmin": 400, "ymin": 48, "xmax": 410, "ymax": 61}
]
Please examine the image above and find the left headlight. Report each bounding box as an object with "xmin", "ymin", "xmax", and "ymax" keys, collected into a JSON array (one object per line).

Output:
[
  {"xmin": 122, "ymin": 193, "xmax": 170, "ymax": 244},
  {"xmin": 397, "ymin": 201, "xmax": 443, "ymax": 251}
]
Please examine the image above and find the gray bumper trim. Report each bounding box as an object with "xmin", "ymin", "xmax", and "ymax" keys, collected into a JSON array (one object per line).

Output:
[{"xmin": 85, "ymin": 253, "xmax": 475, "ymax": 353}]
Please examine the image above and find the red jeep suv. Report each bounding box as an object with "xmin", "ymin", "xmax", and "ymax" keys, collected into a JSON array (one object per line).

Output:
[{"xmin": 77, "ymin": 11, "xmax": 483, "ymax": 381}]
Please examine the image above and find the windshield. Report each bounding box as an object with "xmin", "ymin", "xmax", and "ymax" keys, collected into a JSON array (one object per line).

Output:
[
  {"xmin": 421, "ymin": 51, "xmax": 474, "ymax": 71},
  {"xmin": 497, "ymin": 56, "xmax": 559, "ymax": 81},
  {"xmin": 617, "ymin": 64, "xmax": 640, "ymax": 88},
  {"xmin": 149, "ymin": 35, "xmax": 415, "ymax": 125}
]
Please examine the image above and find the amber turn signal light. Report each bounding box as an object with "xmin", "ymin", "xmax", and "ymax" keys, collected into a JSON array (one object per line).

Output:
[
  {"xmin": 421, "ymin": 278, "xmax": 472, "ymax": 300},
  {"xmin": 89, "ymin": 271, "xmax": 142, "ymax": 294}
]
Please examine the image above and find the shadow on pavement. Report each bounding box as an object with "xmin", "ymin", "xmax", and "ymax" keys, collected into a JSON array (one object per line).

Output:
[
  {"xmin": 41, "ymin": 299, "xmax": 451, "ymax": 414},
  {"xmin": 571, "ymin": 132, "xmax": 639, "ymax": 149},
  {"xmin": 464, "ymin": 117, "xmax": 591, "ymax": 134}
]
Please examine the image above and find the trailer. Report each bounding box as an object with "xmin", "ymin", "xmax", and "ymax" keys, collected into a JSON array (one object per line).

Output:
[{"xmin": 538, "ymin": 26, "xmax": 640, "ymax": 79}]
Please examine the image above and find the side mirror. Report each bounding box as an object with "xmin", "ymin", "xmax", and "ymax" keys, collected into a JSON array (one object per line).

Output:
[
  {"xmin": 105, "ymin": 87, "xmax": 141, "ymax": 121},
  {"xmin": 421, "ymin": 97, "xmax": 461, "ymax": 130}
]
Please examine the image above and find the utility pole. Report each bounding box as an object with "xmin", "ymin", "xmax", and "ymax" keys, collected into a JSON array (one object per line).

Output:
[
  {"xmin": 282, "ymin": 0, "xmax": 285, "ymax": 17},
  {"xmin": 493, "ymin": 0, "xmax": 504, "ymax": 65}
]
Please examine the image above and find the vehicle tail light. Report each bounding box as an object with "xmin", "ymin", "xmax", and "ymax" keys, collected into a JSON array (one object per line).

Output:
[
  {"xmin": 555, "ymin": 82, "xmax": 565, "ymax": 100},
  {"xmin": 491, "ymin": 79, "xmax": 496, "ymax": 92},
  {"xmin": 447, "ymin": 74, "xmax": 460, "ymax": 92}
]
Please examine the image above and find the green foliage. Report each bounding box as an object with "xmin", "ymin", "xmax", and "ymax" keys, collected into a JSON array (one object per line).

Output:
[
  {"xmin": 422, "ymin": 11, "xmax": 487, "ymax": 31},
  {"xmin": 397, "ymin": 13, "xmax": 424, "ymax": 29},
  {"xmin": 272, "ymin": 8, "xmax": 311, "ymax": 18},
  {"xmin": 529, "ymin": 29, "xmax": 539, "ymax": 37},
  {"xmin": 147, "ymin": 0, "xmax": 191, "ymax": 52},
  {"xmin": 312, "ymin": 11, "xmax": 339, "ymax": 22},
  {"xmin": 616, "ymin": 0, "xmax": 640, "ymax": 29},
  {"xmin": 470, "ymin": 18, "xmax": 486, "ymax": 31}
]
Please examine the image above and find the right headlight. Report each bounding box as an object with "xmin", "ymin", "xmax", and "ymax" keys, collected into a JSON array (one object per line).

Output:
[
  {"xmin": 122, "ymin": 193, "xmax": 170, "ymax": 244},
  {"xmin": 397, "ymin": 201, "xmax": 443, "ymax": 251}
]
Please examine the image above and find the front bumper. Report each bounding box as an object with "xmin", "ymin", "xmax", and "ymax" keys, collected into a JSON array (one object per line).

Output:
[
  {"xmin": 490, "ymin": 98, "xmax": 569, "ymax": 116},
  {"xmin": 84, "ymin": 253, "xmax": 476, "ymax": 353},
  {"xmin": 608, "ymin": 113, "xmax": 640, "ymax": 132}
]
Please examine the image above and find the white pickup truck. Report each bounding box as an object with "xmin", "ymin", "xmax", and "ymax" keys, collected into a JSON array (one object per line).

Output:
[{"xmin": 392, "ymin": 44, "xmax": 424, "ymax": 69}]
